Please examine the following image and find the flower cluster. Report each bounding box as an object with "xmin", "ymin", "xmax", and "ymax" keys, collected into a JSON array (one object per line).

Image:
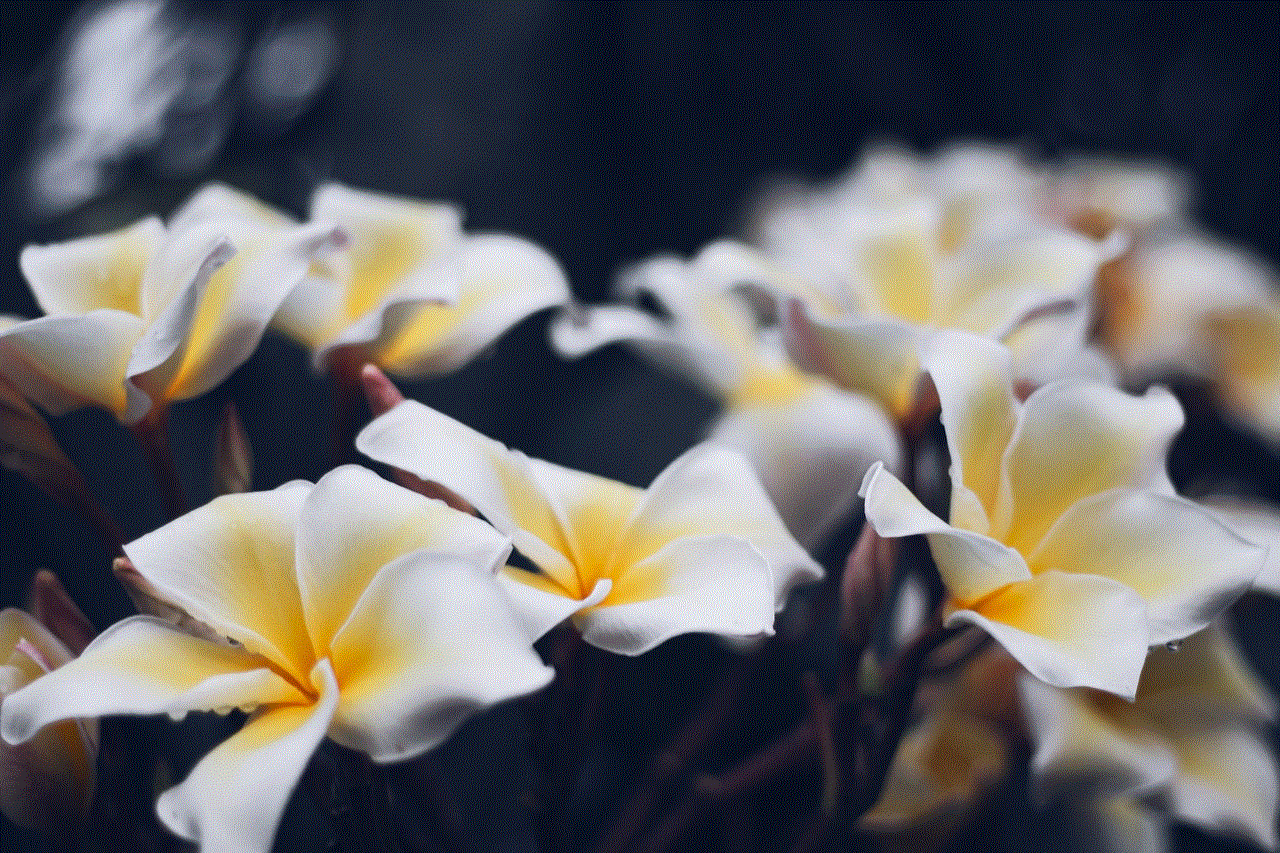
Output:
[{"xmin": 0, "ymin": 144, "xmax": 1277, "ymax": 853}]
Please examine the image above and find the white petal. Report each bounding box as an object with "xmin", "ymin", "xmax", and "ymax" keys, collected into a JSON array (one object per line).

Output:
[
  {"xmin": 123, "ymin": 482, "xmax": 315, "ymax": 683},
  {"xmin": 1031, "ymin": 490, "xmax": 1264, "ymax": 644},
  {"xmin": 573, "ymin": 535, "xmax": 775, "ymax": 655},
  {"xmin": 1201, "ymin": 497, "xmax": 1280, "ymax": 596},
  {"xmin": 0, "ymin": 311, "xmax": 149, "ymax": 420},
  {"xmin": 860, "ymin": 462, "xmax": 1030, "ymax": 605},
  {"xmin": 19, "ymin": 217, "xmax": 164, "ymax": 317},
  {"xmin": 357, "ymin": 401, "xmax": 581, "ymax": 589},
  {"xmin": 1162, "ymin": 725, "xmax": 1279, "ymax": 850},
  {"xmin": 1019, "ymin": 675, "xmax": 1178, "ymax": 802},
  {"xmin": 326, "ymin": 553, "xmax": 552, "ymax": 762},
  {"xmin": 617, "ymin": 443, "xmax": 820, "ymax": 608},
  {"xmin": 951, "ymin": 571, "xmax": 1150, "ymax": 697},
  {"xmin": 169, "ymin": 183, "xmax": 297, "ymax": 232},
  {"xmin": 919, "ymin": 330, "xmax": 1017, "ymax": 534},
  {"xmin": 998, "ymin": 383, "xmax": 1183, "ymax": 553},
  {"xmin": 127, "ymin": 228, "xmax": 236, "ymax": 403},
  {"xmin": 374, "ymin": 234, "xmax": 568, "ymax": 377},
  {"xmin": 708, "ymin": 381, "xmax": 901, "ymax": 549},
  {"xmin": 1, "ymin": 616, "xmax": 302, "ymax": 746},
  {"xmin": 549, "ymin": 303, "xmax": 741, "ymax": 397},
  {"xmin": 156, "ymin": 659, "xmax": 337, "ymax": 853},
  {"xmin": 782, "ymin": 299, "xmax": 922, "ymax": 417},
  {"xmin": 496, "ymin": 572, "xmax": 611, "ymax": 642},
  {"xmin": 295, "ymin": 465, "xmax": 511, "ymax": 650}
]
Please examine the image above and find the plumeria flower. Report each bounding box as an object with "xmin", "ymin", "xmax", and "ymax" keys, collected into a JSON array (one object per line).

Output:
[
  {"xmin": 1, "ymin": 465, "xmax": 551, "ymax": 853},
  {"xmin": 0, "ymin": 186, "xmax": 342, "ymax": 424},
  {"xmin": 272, "ymin": 183, "xmax": 569, "ymax": 379},
  {"xmin": 859, "ymin": 330, "xmax": 1264, "ymax": 696},
  {"xmin": 357, "ymin": 401, "xmax": 819, "ymax": 654},
  {"xmin": 549, "ymin": 244, "xmax": 899, "ymax": 547},
  {"xmin": 0, "ymin": 606, "xmax": 97, "ymax": 833},
  {"xmin": 1020, "ymin": 624, "xmax": 1278, "ymax": 850},
  {"xmin": 752, "ymin": 194, "xmax": 1120, "ymax": 419},
  {"xmin": 1094, "ymin": 232, "xmax": 1280, "ymax": 444}
]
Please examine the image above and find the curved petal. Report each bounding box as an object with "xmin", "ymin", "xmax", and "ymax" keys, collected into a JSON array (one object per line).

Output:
[
  {"xmin": 496, "ymin": 572, "xmax": 610, "ymax": 642},
  {"xmin": 708, "ymin": 381, "xmax": 901, "ymax": 550},
  {"xmin": 128, "ymin": 228, "xmax": 236, "ymax": 408},
  {"xmin": 123, "ymin": 482, "xmax": 314, "ymax": 683},
  {"xmin": 951, "ymin": 571, "xmax": 1150, "ymax": 697},
  {"xmin": 550, "ymin": 303, "xmax": 742, "ymax": 398},
  {"xmin": 919, "ymin": 330, "xmax": 1017, "ymax": 534},
  {"xmin": 573, "ymin": 535, "xmax": 775, "ymax": 655},
  {"xmin": 1162, "ymin": 725, "xmax": 1279, "ymax": 851},
  {"xmin": 1201, "ymin": 497, "xmax": 1280, "ymax": 596},
  {"xmin": 160, "ymin": 219, "xmax": 345, "ymax": 401},
  {"xmin": 1031, "ymin": 490, "xmax": 1264, "ymax": 644},
  {"xmin": 169, "ymin": 183, "xmax": 297, "ymax": 232},
  {"xmin": 19, "ymin": 217, "xmax": 164, "ymax": 317},
  {"xmin": 271, "ymin": 274, "xmax": 346, "ymax": 361},
  {"xmin": 616, "ymin": 443, "xmax": 820, "ymax": 608},
  {"xmin": 782, "ymin": 299, "xmax": 922, "ymax": 417},
  {"xmin": 998, "ymin": 383, "xmax": 1184, "ymax": 553},
  {"xmin": 295, "ymin": 465, "xmax": 511, "ymax": 651},
  {"xmin": 326, "ymin": 553, "xmax": 552, "ymax": 762},
  {"xmin": 1, "ymin": 616, "xmax": 302, "ymax": 746},
  {"xmin": 0, "ymin": 311, "xmax": 147, "ymax": 420},
  {"xmin": 375, "ymin": 234, "xmax": 569, "ymax": 377},
  {"xmin": 860, "ymin": 462, "xmax": 1030, "ymax": 605},
  {"xmin": 1019, "ymin": 676, "xmax": 1177, "ymax": 803},
  {"xmin": 357, "ymin": 401, "xmax": 580, "ymax": 588},
  {"xmin": 155, "ymin": 659, "xmax": 337, "ymax": 853}
]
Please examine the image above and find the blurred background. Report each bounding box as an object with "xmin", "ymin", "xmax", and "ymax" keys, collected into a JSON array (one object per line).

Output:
[{"xmin": 0, "ymin": 2, "xmax": 1277, "ymax": 851}]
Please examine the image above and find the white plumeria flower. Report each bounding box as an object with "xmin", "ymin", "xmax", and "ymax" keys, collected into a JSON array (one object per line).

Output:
[
  {"xmin": 1020, "ymin": 624, "xmax": 1278, "ymax": 850},
  {"xmin": 0, "ymin": 185, "xmax": 341, "ymax": 424},
  {"xmin": 272, "ymin": 183, "xmax": 569, "ymax": 377},
  {"xmin": 859, "ymin": 331, "xmax": 1264, "ymax": 697},
  {"xmin": 357, "ymin": 402, "xmax": 819, "ymax": 654},
  {"xmin": 754, "ymin": 195, "xmax": 1121, "ymax": 419},
  {"xmin": 1095, "ymin": 232, "xmax": 1280, "ymax": 444},
  {"xmin": 549, "ymin": 244, "xmax": 900, "ymax": 548},
  {"xmin": 0, "ymin": 465, "xmax": 551, "ymax": 853}
]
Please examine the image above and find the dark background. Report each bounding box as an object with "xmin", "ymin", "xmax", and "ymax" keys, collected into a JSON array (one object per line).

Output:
[{"xmin": 1, "ymin": 2, "xmax": 1277, "ymax": 852}]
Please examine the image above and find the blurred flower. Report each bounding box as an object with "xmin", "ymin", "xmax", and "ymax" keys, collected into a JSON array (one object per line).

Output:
[
  {"xmin": 0, "ymin": 185, "xmax": 342, "ymax": 424},
  {"xmin": 860, "ymin": 331, "xmax": 1264, "ymax": 697},
  {"xmin": 273, "ymin": 183, "xmax": 569, "ymax": 379},
  {"xmin": 550, "ymin": 244, "xmax": 899, "ymax": 547},
  {"xmin": 0, "ymin": 607, "xmax": 97, "ymax": 833},
  {"xmin": 752, "ymin": 190, "xmax": 1119, "ymax": 418},
  {"xmin": 1020, "ymin": 624, "xmax": 1278, "ymax": 850},
  {"xmin": 1094, "ymin": 232, "xmax": 1280, "ymax": 444},
  {"xmin": 357, "ymin": 402, "xmax": 819, "ymax": 653},
  {"xmin": 1, "ymin": 465, "xmax": 550, "ymax": 853}
]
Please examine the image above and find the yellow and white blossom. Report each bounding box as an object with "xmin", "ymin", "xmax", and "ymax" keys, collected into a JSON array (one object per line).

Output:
[
  {"xmin": 860, "ymin": 331, "xmax": 1264, "ymax": 696},
  {"xmin": 272, "ymin": 183, "xmax": 569, "ymax": 377},
  {"xmin": 1095, "ymin": 232, "xmax": 1280, "ymax": 444},
  {"xmin": 550, "ymin": 244, "xmax": 899, "ymax": 548},
  {"xmin": 0, "ymin": 186, "xmax": 342, "ymax": 424},
  {"xmin": 1, "ymin": 465, "xmax": 551, "ymax": 853},
  {"xmin": 756, "ymin": 196, "xmax": 1119, "ymax": 418},
  {"xmin": 357, "ymin": 402, "xmax": 819, "ymax": 653},
  {"xmin": 0, "ymin": 608, "xmax": 97, "ymax": 832},
  {"xmin": 1020, "ymin": 625, "xmax": 1277, "ymax": 850}
]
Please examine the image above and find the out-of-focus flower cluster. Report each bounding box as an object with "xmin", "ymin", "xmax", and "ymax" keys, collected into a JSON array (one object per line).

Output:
[{"xmin": 0, "ymin": 141, "xmax": 1276, "ymax": 853}]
